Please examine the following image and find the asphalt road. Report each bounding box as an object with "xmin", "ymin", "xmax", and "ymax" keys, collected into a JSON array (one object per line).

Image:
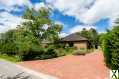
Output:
[{"xmin": 0, "ymin": 60, "xmax": 57, "ymax": 79}]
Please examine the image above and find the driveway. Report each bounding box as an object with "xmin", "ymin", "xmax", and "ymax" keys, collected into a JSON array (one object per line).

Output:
[
  {"xmin": 0, "ymin": 60, "xmax": 57, "ymax": 79},
  {"xmin": 20, "ymin": 50, "xmax": 109, "ymax": 79}
]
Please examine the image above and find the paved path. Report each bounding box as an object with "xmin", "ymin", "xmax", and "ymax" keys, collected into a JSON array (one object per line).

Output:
[
  {"xmin": 20, "ymin": 50, "xmax": 109, "ymax": 79},
  {"xmin": 0, "ymin": 60, "xmax": 57, "ymax": 79}
]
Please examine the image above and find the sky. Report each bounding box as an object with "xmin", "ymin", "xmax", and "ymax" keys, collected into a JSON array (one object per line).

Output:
[{"xmin": 0, "ymin": 0, "xmax": 119, "ymax": 37}]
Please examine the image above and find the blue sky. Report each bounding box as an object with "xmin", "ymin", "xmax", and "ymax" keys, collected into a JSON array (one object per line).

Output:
[{"xmin": 0, "ymin": 0, "xmax": 119, "ymax": 36}]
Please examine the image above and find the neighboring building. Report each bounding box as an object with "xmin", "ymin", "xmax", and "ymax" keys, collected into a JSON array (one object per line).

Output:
[{"xmin": 60, "ymin": 33, "xmax": 88, "ymax": 49}]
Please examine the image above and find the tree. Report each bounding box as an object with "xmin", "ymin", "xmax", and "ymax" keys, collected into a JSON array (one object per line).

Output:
[
  {"xmin": 0, "ymin": 7, "xmax": 63, "ymax": 60},
  {"xmin": 22, "ymin": 7, "xmax": 62, "ymax": 42},
  {"xmin": 99, "ymin": 33, "xmax": 106, "ymax": 47},
  {"xmin": 22, "ymin": 7, "xmax": 63, "ymax": 60},
  {"xmin": 79, "ymin": 28, "xmax": 99, "ymax": 49},
  {"xmin": 0, "ymin": 30, "xmax": 17, "ymax": 55},
  {"xmin": 89, "ymin": 28, "xmax": 99, "ymax": 49}
]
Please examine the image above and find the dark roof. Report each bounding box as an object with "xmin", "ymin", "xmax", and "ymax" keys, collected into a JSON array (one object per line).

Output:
[{"xmin": 61, "ymin": 33, "xmax": 88, "ymax": 42}]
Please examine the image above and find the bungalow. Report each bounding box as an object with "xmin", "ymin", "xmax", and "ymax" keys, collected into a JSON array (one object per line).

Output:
[{"xmin": 60, "ymin": 33, "xmax": 88, "ymax": 49}]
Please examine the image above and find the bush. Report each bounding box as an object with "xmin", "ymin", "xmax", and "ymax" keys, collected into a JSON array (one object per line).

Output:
[
  {"xmin": 102, "ymin": 26, "xmax": 119, "ymax": 69},
  {"xmin": 0, "ymin": 37, "xmax": 74, "ymax": 61},
  {"xmin": 20, "ymin": 44, "xmax": 73, "ymax": 60}
]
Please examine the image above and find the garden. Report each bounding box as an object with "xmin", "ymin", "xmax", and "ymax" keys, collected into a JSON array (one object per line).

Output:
[
  {"xmin": 0, "ymin": 7, "xmax": 99, "ymax": 62},
  {"xmin": 0, "ymin": 7, "xmax": 67, "ymax": 61}
]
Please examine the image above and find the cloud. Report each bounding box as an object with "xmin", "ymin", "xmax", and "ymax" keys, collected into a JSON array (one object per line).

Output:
[
  {"xmin": 0, "ymin": 0, "xmax": 47, "ymax": 33},
  {"xmin": 0, "ymin": 0, "xmax": 33, "ymax": 12},
  {"xmin": 80, "ymin": 0, "xmax": 119, "ymax": 24},
  {"xmin": 46, "ymin": 0, "xmax": 119, "ymax": 24},
  {"xmin": 0, "ymin": 12, "xmax": 23, "ymax": 33},
  {"xmin": 69, "ymin": 25, "xmax": 96, "ymax": 34},
  {"xmin": 34, "ymin": 2, "xmax": 46, "ymax": 11},
  {"xmin": 59, "ymin": 25, "xmax": 96, "ymax": 37},
  {"xmin": 59, "ymin": 32, "xmax": 68, "ymax": 37},
  {"xmin": 46, "ymin": 0, "xmax": 95, "ymax": 15},
  {"xmin": 0, "ymin": 0, "xmax": 32, "ymax": 7}
]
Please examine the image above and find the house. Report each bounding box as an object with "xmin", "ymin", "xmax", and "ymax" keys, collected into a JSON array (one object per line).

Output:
[{"xmin": 60, "ymin": 33, "xmax": 88, "ymax": 49}]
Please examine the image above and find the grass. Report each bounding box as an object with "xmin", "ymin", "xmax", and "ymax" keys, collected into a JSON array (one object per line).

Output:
[{"xmin": 0, "ymin": 54, "xmax": 20, "ymax": 63}]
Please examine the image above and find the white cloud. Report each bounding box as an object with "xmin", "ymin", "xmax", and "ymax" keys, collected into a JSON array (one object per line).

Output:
[
  {"xmin": 69, "ymin": 25, "xmax": 96, "ymax": 34},
  {"xmin": 80, "ymin": 0, "xmax": 119, "ymax": 24},
  {"xmin": 0, "ymin": 0, "xmax": 47, "ymax": 33},
  {"xmin": 0, "ymin": 12, "xmax": 23, "ymax": 33},
  {"xmin": 34, "ymin": 2, "xmax": 46, "ymax": 11},
  {"xmin": 59, "ymin": 25, "xmax": 96, "ymax": 37},
  {"xmin": 0, "ymin": 0, "xmax": 32, "ymax": 7},
  {"xmin": 46, "ymin": 0, "xmax": 94, "ymax": 15},
  {"xmin": 0, "ymin": 0, "xmax": 33, "ymax": 12},
  {"xmin": 46, "ymin": 0, "xmax": 119, "ymax": 24},
  {"xmin": 59, "ymin": 32, "xmax": 68, "ymax": 37}
]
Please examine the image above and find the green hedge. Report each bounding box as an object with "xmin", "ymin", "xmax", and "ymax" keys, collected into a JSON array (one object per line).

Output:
[{"xmin": 102, "ymin": 26, "xmax": 119, "ymax": 69}]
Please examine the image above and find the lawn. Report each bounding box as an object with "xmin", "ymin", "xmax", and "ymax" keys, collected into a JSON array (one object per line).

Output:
[{"xmin": 0, "ymin": 54, "xmax": 20, "ymax": 63}]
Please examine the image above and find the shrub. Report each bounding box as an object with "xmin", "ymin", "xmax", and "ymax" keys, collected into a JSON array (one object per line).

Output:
[
  {"xmin": 21, "ymin": 44, "xmax": 72, "ymax": 60},
  {"xmin": 102, "ymin": 26, "xmax": 119, "ymax": 69}
]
